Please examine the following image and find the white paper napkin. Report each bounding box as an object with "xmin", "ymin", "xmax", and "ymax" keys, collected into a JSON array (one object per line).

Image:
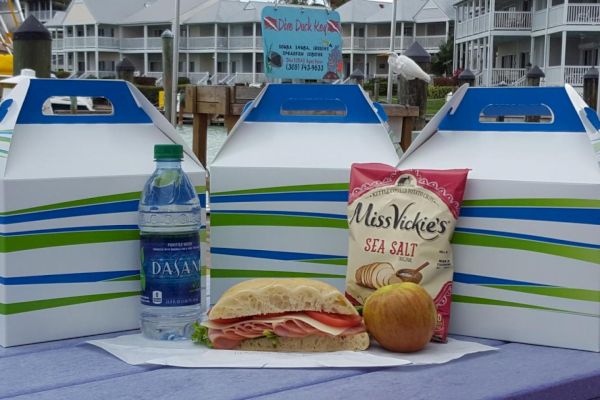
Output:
[{"xmin": 88, "ymin": 334, "xmax": 497, "ymax": 368}]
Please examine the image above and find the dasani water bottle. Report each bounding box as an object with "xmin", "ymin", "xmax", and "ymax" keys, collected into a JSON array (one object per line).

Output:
[{"xmin": 138, "ymin": 144, "xmax": 202, "ymax": 340}]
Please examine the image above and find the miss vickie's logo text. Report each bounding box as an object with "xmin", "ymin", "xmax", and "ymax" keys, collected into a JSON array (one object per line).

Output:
[{"xmin": 349, "ymin": 201, "xmax": 450, "ymax": 241}]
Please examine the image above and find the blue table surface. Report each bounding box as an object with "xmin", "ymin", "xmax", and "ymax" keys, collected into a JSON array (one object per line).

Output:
[{"xmin": 1, "ymin": 331, "xmax": 599, "ymax": 400}]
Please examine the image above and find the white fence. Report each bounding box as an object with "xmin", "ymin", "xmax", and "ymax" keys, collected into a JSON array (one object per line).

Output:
[
  {"xmin": 490, "ymin": 68, "xmax": 527, "ymax": 86},
  {"xmin": 494, "ymin": 11, "xmax": 531, "ymax": 29},
  {"xmin": 566, "ymin": 4, "xmax": 600, "ymax": 24}
]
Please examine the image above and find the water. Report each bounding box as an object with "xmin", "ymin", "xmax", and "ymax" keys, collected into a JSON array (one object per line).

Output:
[
  {"xmin": 138, "ymin": 149, "xmax": 204, "ymax": 340},
  {"xmin": 176, "ymin": 124, "xmax": 228, "ymax": 166}
]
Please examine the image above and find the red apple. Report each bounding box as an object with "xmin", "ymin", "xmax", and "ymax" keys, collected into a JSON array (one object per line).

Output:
[{"xmin": 363, "ymin": 282, "xmax": 436, "ymax": 352}]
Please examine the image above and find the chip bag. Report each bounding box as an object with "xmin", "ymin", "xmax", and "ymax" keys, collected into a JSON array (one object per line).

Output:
[{"xmin": 345, "ymin": 163, "xmax": 469, "ymax": 342}]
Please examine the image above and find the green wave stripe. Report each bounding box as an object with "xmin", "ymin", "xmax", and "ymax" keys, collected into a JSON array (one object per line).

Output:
[
  {"xmin": 0, "ymin": 229, "xmax": 140, "ymax": 253},
  {"xmin": 462, "ymin": 198, "xmax": 600, "ymax": 208},
  {"xmin": 213, "ymin": 183, "xmax": 348, "ymax": 196},
  {"xmin": 0, "ymin": 186, "xmax": 206, "ymax": 216},
  {"xmin": 300, "ymin": 258, "xmax": 347, "ymax": 266},
  {"xmin": 211, "ymin": 213, "xmax": 348, "ymax": 229},
  {"xmin": 0, "ymin": 137, "xmax": 10, "ymax": 143},
  {"xmin": 211, "ymin": 268, "xmax": 345, "ymax": 279},
  {"xmin": 452, "ymin": 294, "xmax": 597, "ymax": 318},
  {"xmin": 486, "ymin": 285, "xmax": 600, "ymax": 303},
  {"xmin": 0, "ymin": 291, "xmax": 139, "ymax": 315},
  {"xmin": 105, "ymin": 274, "xmax": 140, "ymax": 282},
  {"xmin": 451, "ymin": 232, "xmax": 600, "ymax": 264}
]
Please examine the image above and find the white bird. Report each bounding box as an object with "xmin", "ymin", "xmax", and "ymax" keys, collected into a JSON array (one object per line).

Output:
[{"xmin": 387, "ymin": 53, "xmax": 431, "ymax": 83}]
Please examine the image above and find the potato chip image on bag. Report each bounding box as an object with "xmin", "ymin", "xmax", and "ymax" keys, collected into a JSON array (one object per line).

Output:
[{"xmin": 345, "ymin": 163, "xmax": 469, "ymax": 342}]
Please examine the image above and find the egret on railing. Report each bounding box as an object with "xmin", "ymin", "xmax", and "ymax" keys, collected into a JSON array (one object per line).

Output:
[{"xmin": 387, "ymin": 53, "xmax": 431, "ymax": 83}]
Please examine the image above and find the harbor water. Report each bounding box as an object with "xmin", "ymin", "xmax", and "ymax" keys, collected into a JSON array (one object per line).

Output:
[{"xmin": 175, "ymin": 124, "xmax": 227, "ymax": 167}]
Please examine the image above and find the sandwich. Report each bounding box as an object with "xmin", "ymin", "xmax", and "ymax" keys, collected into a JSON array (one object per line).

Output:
[{"xmin": 193, "ymin": 278, "xmax": 369, "ymax": 352}]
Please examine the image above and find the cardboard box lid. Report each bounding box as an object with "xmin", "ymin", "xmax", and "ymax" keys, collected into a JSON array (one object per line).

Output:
[
  {"xmin": 0, "ymin": 78, "xmax": 205, "ymax": 179},
  {"xmin": 211, "ymin": 84, "xmax": 399, "ymax": 169},
  {"xmin": 400, "ymin": 85, "xmax": 600, "ymax": 185}
]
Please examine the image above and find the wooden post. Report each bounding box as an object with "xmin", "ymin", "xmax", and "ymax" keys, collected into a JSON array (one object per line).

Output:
[
  {"xmin": 116, "ymin": 57, "xmax": 135, "ymax": 82},
  {"xmin": 583, "ymin": 67, "xmax": 598, "ymax": 110},
  {"xmin": 381, "ymin": 104, "xmax": 419, "ymax": 152},
  {"xmin": 184, "ymin": 85, "xmax": 229, "ymax": 167},
  {"xmin": 13, "ymin": 15, "xmax": 51, "ymax": 78},
  {"xmin": 162, "ymin": 29, "xmax": 174, "ymax": 123},
  {"xmin": 400, "ymin": 42, "xmax": 431, "ymax": 130}
]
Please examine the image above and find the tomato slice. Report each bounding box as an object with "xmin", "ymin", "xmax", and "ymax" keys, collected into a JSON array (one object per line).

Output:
[{"xmin": 304, "ymin": 311, "xmax": 362, "ymax": 328}]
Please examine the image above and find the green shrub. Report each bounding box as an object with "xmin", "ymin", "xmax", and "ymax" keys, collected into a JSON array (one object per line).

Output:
[
  {"xmin": 134, "ymin": 76, "xmax": 157, "ymax": 86},
  {"xmin": 427, "ymin": 85, "xmax": 455, "ymax": 99},
  {"xmin": 136, "ymin": 85, "xmax": 161, "ymax": 105},
  {"xmin": 53, "ymin": 70, "xmax": 71, "ymax": 79},
  {"xmin": 178, "ymin": 76, "xmax": 190, "ymax": 85}
]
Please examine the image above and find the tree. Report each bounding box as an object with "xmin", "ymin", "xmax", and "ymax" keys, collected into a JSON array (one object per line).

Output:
[{"xmin": 431, "ymin": 38, "xmax": 454, "ymax": 76}]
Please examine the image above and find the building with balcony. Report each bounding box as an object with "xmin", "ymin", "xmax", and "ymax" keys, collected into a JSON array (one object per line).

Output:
[
  {"xmin": 21, "ymin": 1, "xmax": 69, "ymax": 24},
  {"xmin": 455, "ymin": 0, "xmax": 600, "ymax": 89},
  {"xmin": 336, "ymin": 0, "xmax": 454, "ymax": 78},
  {"xmin": 48, "ymin": 0, "xmax": 454, "ymax": 84}
]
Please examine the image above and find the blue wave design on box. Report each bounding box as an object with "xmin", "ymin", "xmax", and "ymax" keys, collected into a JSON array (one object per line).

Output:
[
  {"xmin": 0, "ymin": 270, "xmax": 139, "ymax": 285},
  {"xmin": 454, "ymin": 227, "xmax": 600, "ymax": 249},
  {"xmin": 0, "ymin": 194, "xmax": 204, "ymax": 224},
  {"xmin": 0, "ymin": 200, "xmax": 139, "ymax": 224},
  {"xmin": 453, "ymin": 272, "xmax": 552, "ymax": 287},
  {"xmin": 459, "ymin": 206, "xmax": 600, "ymax": 225},
  {"xmin": 0, "ymin": 224, "xmax": 207, "ymax": 237},
  {"xmin": 211, "ymin": 191, "xmax": 348, "ymax": 204},
  {"xmin": 211, "ymin": 247, "xmax": 345, "ymax": 261}
]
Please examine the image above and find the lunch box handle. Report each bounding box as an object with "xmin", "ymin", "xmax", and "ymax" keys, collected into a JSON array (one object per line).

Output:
[
  {"xmin": 16, "ymin": 79, "xmax": 151, "ymax": 124},
  {"xmin": 439, "ymin": 86, "xmax": 587, "ymax": 133},
  {"xmin": 244, "ymin": 84, "xmax": 382, "ymax": 124}
]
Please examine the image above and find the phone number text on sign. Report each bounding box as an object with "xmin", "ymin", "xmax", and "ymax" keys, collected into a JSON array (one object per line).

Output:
[{"xmin": 262, "ymin": 6, "xmax": 343, "ymax": 80}]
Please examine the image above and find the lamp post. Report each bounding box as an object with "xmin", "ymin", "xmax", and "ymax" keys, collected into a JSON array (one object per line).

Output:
[{"xmin": 386, "ymin": 0, "xmax": 398, "ymax": 104}]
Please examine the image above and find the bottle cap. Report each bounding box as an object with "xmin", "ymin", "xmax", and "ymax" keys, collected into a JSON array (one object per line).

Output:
[{"xmin": 154, "ymin": 144, "xmax": 183, "ymax": 160}]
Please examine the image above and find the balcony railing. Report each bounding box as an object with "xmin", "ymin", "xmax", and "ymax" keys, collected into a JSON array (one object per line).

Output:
[
  {"xmin": 52, "ymin": 38, "xmax": 63, "ymax": 50},
  {"xmin": 415, "ymin": 35, "xmax": 446, "ymax": 50},
  {"xmin": 29, "ymin": 9, "xmax": 56, "ymax": 22},
  {"xmin": 187, "ymin": 37, "xmax": 215, "ymax": 50},
  {"xmin": 229, "ymin": 36, "xmax": 254, "ymax": 50},
  {"xmin": 120, "ymin": 38, "xmax": 145, "ymax": 50},
  {"xmin": 567, "ymin": 4, "xmax": 600, "ymax": 24},
  {"xmin": 63, "ymin": 37, "xmax": 97, "ymax": 49},
  {"xmin": 97, "ymin": 37, "xmax": 120, "ymax": 49},
  {"xmin": 147, "ymin": 37, "xmax": 162, "ymax": 50},
  {"xmin": 564, "ymin": 66, "xmax": 590, "ymax": 86},
  {"xmin": 494, "ymin": 11, "xmax": 531, "ymax": 29},
  {"xmin": 491, "ymin": 68, "xmax": 527, "ymax": 86}
]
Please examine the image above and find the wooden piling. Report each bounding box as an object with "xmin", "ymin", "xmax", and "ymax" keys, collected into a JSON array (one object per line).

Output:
[
  {"xmin": 399, "ymin": 42, "xmax": 430, "ymax": 130},
  {"xmin": 13, "ymin": 15, "xmax": 51, "ymax": 78},
  {"xmin": 583, "ymin": 67, "xmax": 598, "ymax": 110},
  {"xmin": 162, "ymin": 29, "xmax": 174, "ymax": 123}
]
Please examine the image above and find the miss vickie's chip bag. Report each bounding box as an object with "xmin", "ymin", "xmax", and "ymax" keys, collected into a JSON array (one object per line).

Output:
[{"xmin": 345, "ymin": 163, "xmax": 469, "ymax": 342}]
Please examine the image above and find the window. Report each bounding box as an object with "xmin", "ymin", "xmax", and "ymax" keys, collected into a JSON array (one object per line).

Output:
[
  {"xmin": 404, "ymin": 25, "xmax": 413, "ymax": 36},
  {"xmin": 583, "ymin": 49, "xmax": 598, "ymax": 66},
  {"xmin": 501, "ymin": 55, "xmax": 515, "ymax": 68},
  {"xmin": 189, "ymin": 61, "xmax": 195, "ymax": 72},
  {"xmin": 99, "ymin": 61, "xmax": 106, "ymax": 70},
  {"xmin": 98, "ymin": 28, "xmax": 105, "ymax": 36},
  {"xmin": 243, "ymin": 25, "xmax": 253, "ymax": 36}
]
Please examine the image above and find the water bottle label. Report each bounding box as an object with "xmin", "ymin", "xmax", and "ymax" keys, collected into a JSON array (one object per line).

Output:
[{"xmin": 140, "ymin": 232, "xmax": 201, "ymax": 307}]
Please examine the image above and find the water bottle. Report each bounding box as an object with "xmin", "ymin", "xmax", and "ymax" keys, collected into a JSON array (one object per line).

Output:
[{"xmin": 138, "ymin": 144, "xmax": 203, "ymax": 340}]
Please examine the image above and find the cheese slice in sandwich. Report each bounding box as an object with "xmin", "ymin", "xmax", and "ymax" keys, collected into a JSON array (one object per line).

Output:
[{"xmin": 197, "ymin": 278, "xmax": 369, "ymax": 352}]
